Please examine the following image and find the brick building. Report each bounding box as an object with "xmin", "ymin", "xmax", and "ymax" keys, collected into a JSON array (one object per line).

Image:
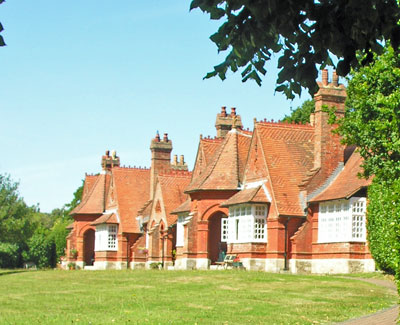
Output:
[{"xmin": 66, "ymin": 70, "xmax": 374, "ymax": 273}]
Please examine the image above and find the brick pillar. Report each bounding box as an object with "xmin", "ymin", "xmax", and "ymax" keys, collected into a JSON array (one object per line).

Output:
[{"xmin": 197, "ymin": 220, "xmax": 209, "ymax": 259}]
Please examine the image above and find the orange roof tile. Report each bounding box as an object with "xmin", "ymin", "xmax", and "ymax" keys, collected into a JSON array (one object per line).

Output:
[
  {"xmin": 186, "ymin": 129, "xmax": 251, "ymax": 192},
  {"xmin": 221, "ymin": 186, "xmax": 270, "ymax": 207},
  {"xmin": 112, "ymin": 167, "xmax": 151, "ymax": 233},
  {"xmin": 171, "ymin": 198, "xmax": 191, "ymax": 214},
  {"xmin": 309, "ymin": 152, "xmax": 371, "ymax": 202},
  {"xmin": 82, "ymin": 174, "xmax": 98, "ymax": 201},
  {"xmin": 91, "ymin": 213, "xmax": 119, "ymax": 225},
  {"xmin": 137, "ymin": 200, "xmax": 153, "ymax": 218},
  {"xmin": 157, "ymin": 171, "xmax": 192, "ymax": 225},
  {"xmin": 71, "ymin": 173, "xmax": 110, "ymax": 215},
  {"xmin": 191, "ymin": 137, "xmax": 224, "ymax": 183},
  {"xmin": 253, "ymin": 122, "xmax": 314, "ymax": 216}
]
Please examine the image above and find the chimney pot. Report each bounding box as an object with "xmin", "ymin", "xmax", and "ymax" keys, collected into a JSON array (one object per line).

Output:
[
  {"xmin": 221, "ymin": 106, "xmax": 227, "ymax": 116},
  {"xmin": 180, "ymin": 155, "xmax": 185, "ymax": 165},
  {"xmin": 155, "ymin": 131, "xmax": 160, "ymax": 142},
  {"xmin": 106, "ymin": 150, "xmax": 110, "ymax": 157},
  {"xmin": 332, "ymin": 70, "xmax": 339, "ymax": 86},
  {"xmin": 163, "ymin": 133, "xmax": 168, "ymax": 142},
  {"xmin": 322, "ymin": 69, "xmax": 328, "ymax": 86},
  {"xmin": 173, "ymin": 154, "xmax": 178, "ymax": 165},
  {"xmin": 231, "ymin": 107, "xmax": 236, "ymax": 116}
]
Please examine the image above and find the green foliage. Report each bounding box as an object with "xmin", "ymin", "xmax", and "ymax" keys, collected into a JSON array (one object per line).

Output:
[
  {"xmin": 23, "ymin": 226, "xmax": 56, "ymax": 268},
  {"xmin": 367, "ymin": 179, "xmax": 400, "ymax": 275},
  {"xmin": 0, "ymin": 174, "xmax": 37, "ymax": 268},
  {"xmin": 0, "ymin": 242, "xmax": 19, "ymax": 268},
  {"xmin": 338, "ymin": 46, "xmax": 400, "ymax": 180},
  {"xmin": 49, "ymin": 218, "xmax": 72, "ymax": 260},
  {"xmin": 336, "ymin": 45, "xmax": 400, "ymax": 286},
  {"xmin": 282, "ymin": 99, "xmax": 315, "ymax": 124},
  {"xmin": 191, "ymin": 0, "xmax": 400, "ymax": 98}
]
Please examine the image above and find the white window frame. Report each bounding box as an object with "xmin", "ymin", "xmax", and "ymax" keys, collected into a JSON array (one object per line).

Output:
[
  {"xmin": 95, "ymin": 224, "xmax": 118, "ymax": 251},
  {"xmin": 221, "ymin": 217, "xmax": 229, "ymax": 242},
  {"xmin": 227, "ymin": 205, "xmax": 268, "ymax": 243},
  {"xmin": 318, "ymin": 197, "xmax": 366, "ymax": 243},
  {"xmin": 176, "ymin": 214, "xmax": 187, "ymax": 247}
]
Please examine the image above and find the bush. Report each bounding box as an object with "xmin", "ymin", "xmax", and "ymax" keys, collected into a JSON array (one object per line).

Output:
[
  {"xmin": 367, "ymin": 178, "xmax": 400, "ymax": 275},
  {"xmin": 23, "ymin": 227, "xmax": 56, "ymax": 268},
  {"xmin": 0, "ymin": 242, "xmax": 19, "ymax": 268}
]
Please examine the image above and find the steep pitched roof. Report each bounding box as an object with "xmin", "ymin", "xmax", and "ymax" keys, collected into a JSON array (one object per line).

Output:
[
  {"xmin": 171, "ymin": 199, "xmax": 191, "ymax": 215},
  {"xmin": 112, "ymin": 167, "xmax": 151, "ymax": 233},
  {"xmin": 186, "ymin": 129, "xmax": 252, "ymax": 192},
  {"xmin": 71, "ymin": 173, "xmax": 110, "ymax": 215},
  {"xmin": 309, "ymin": 152, "xmax": 371, "ymax": 202},
  {"xmin": 190, "ymin": 136, "xmax": 224, "ymax": 182},
  {"xmin": 91, "ymin": 213, "xmax": 119, "ymax": 225},
  {"xmin": 251, "ymin": 121, "xmax": 314, "ymax": 216},
  {"xmin": 221, "ymin": 186, "xmax": 270, "ymax": 207},
  {"xmin": 157, "ymin": 171, "xmax": 192, "ymax": 225}
]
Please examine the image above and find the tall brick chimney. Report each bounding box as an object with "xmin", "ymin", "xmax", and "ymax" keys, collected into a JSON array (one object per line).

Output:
[
  {"xmin": 150, "ymin": 132, "xmax": 173, "ymax": 198},
  {"xmin": 313, "ymin": 69, "xmax": 346, "ymax": 174},
  {"xmin": 215, "ymin": 107, "xmax": 243, "ymax": 138},
  {"xmin": 101, "ymin": 150, "xmax": 120, "ymax": 172}
]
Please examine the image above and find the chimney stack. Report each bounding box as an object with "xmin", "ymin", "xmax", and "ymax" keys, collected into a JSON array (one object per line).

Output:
[
  {"xmin": 101, "ymin": 150, "xmax": 120, "ymax": 171},
  {"xmin": 215, "ymin": 106, "xmax": 243, "ymax": 138},
  {"xmin": 150, "ymin": 131, "xmax": 173, "ymax": 198}
]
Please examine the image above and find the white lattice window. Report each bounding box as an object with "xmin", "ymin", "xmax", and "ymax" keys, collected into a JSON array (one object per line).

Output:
[
  {"xmin": 227, "ymin": 205, "xmax": 268, "ymax": 243},
  {"xmin": 318, "ymin": 197, "xmax": 366, "ymax": 243},
  {"xmin": 95, "ymin": 224, "xmax": 118, "ymax": 251},
  {"xmin": 176, "ymin": 214, "xmax": 186, "ymax": 247},
  {"xmin": 221, "ymin": 218, "xmax": 229, "ymax": 242}
]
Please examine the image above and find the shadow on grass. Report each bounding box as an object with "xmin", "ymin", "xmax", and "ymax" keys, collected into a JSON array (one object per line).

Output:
[{"xmin": 0, "ymin": 269, "xmax": 32, "ymax": 276}]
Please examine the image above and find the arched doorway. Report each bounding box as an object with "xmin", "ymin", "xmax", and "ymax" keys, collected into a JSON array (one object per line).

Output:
[
  {"xmin": 83, "ymin": 229, "xmax": 95, "ymax": 266},
  {"xmin": 208, "ymin": 212, "xmax": 228, "ymax": 264}
]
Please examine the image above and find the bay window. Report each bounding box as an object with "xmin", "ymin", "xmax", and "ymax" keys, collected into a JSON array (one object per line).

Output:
[
  {"xmin": 176, "ymin": 214, "xmax": 186, "ymax": 247},
  {"xmin": 95, "ymin": 224, "xmax": 118, "ymax": 251},
  {"xmin": 318, "ymin": 197, "xmax": 366, "ymax": 243},
  {"xmin": 227, "ymin": 205, "xmax": 268, "ymax": 243}
]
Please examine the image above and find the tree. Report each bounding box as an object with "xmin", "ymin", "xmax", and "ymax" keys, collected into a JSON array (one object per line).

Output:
[
  {"xmin": 0, "ymin": 174, "xmax": 36, "ymax": 267},
  {"xmin": 190, "ymin": 0, "xmax": 400, "ymax": 98},
  {"xmin": 335, "ymin": 46, "xmax": 400, "ymax": 279},
  {"xmin": 0, "ymin": 0, "xmax": 5, "ymax": 47},
  {"xmin": 282, "ymin": 99, "xmax": 314, "ymax": 124}
]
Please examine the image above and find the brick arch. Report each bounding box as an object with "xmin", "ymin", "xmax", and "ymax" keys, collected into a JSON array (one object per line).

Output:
[
  {"xmin": 201, "ymin": 204, "xmax": 229, "ymax": 221},
  {"xmin": 78, "ymin": 223, "xmax": 96, "ymax": 237}
]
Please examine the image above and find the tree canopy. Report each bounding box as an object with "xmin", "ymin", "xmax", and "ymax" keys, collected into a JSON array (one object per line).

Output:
[
  {"xmin": 282, "ymin": 99, "xmax": 314, "ymax": 124},
  {"xmin": 336, "ymin": 46, "xmax": 400, "ymax": 278},
  {"xmin": 190, "ymin": 0, "xmax": 400, "ymax": 98}
]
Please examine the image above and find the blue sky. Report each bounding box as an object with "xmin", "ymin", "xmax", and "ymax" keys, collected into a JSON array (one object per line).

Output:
[{"xmin": 1, "ymin": 1, "xmax": 311, "ymax": 212}]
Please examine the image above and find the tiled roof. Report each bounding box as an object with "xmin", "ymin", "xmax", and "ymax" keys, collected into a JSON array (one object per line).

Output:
[
  {"xmin": 112, "ymin": 167, "xmax": 151, "ymax": 233},
  {"xmin": 254, "ymin": 122, "xmax": 314, "ymax": 216},
  {"xmin": 309, "ymin": 152, "xmax": 371, "ymax": 202},
  {"xmin": 70, "ymin": 173, "xmax": 110, "ymax": 215},
  {"xmin": 221, "ymin": 186, "xmax": 269, "ymax": 207},
  {"xmin": 137, "ymin": 200, "xmax": 153, "ymax": 218},
  {"xmin": 91, "ymin": 213, "xmax": 119, "ymax": 225},
  {"xmin": 157, "ymin": 171, "xmax": 192, "ymax": 225},
  {"xmin": 186, "ymin": 129, "xmax": 251, "ymax": 192},
  {"xmin": 171, "ymin": 198, "xmax": 191, "ymax": 214},
  {"xmin": 191, "ymin": 136, "xmax": 224, "ymax": 182},
  {"xmin": 82, "ymin": 174, "xmax": 98, "ymax": 201}
]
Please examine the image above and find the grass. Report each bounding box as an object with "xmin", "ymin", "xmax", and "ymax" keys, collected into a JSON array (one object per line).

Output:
[{"xmin": 0, "ymin": 269, "xmax": 397, "ymax": 324}]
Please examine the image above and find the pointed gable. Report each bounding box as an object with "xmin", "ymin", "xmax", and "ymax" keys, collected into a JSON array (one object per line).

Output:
[
  {"xmin": 112, "ymin": 167, "xmax": 151, "ymax": 233},
  {"xmin": 309, "ymin": 152, "xmax": 371, "ymax": 202},
  {"xmin": 186, "ymin": 129, "xmax": 251, "ymax": 192},
  {"xmin": 71, "ymin": 173, "xmax": 110, "ymax": 215},
  {"xmin": 244, "ymin": 121, "xmax": 314, "ymax": 216},
  {"xmin": 191, "ymin": 136, "xmax": 224, "ymax": 183},
  {"xmin": 157, "ymin": 171, "xmax": 192, "ymax": 225}
]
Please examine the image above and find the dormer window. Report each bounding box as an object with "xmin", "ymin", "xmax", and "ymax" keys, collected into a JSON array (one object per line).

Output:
[
  {"xmin": 227, "ymin": 205, "xmax": 268, "ymax": 243},
  {"xmin": 318, "ymin": 197, "xmax": 366, "ymax": 243}
]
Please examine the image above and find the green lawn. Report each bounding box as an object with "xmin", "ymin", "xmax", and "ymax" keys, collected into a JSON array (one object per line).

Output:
[{"xmin": 0, "ymin": 269, "xmax": 397, "ymax": 324}]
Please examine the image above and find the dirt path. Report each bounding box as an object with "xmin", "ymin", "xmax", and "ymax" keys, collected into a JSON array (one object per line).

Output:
[{"xmin": 336, "ymin": 277, "xmax": 398, "ymax": 325}]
